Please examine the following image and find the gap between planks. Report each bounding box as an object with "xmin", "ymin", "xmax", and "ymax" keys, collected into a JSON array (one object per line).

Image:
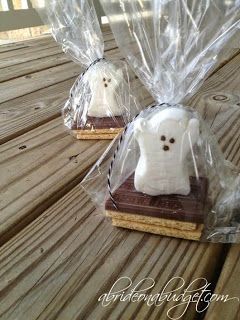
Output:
[
  {"xmin": 0, "ymin": 47, "xmax": 121, "ymax": 104},
  {"xmin": 0, "ymin": 30, "xmax": 116, "ymax": 71},
  {"xmin": 0, "ymin": 31, "xmax": 239, "ymax": 319},
  {"xmin": 0, "ymin": 33, "xmax": 238, "ymax": 145},
  {"xmin": 204, "ymin": 244, "xmax": 240, "ymax": 320},
  {"xmin": 0, "ymin": 181, "xmax": 223, "ymax": 320},
  {"xmin": 0, "ymin": 119, "xmax": 109, "ymax": 245},
  {"xmin": 0, "ymin": 35, "xmax": 54, "ymax": 54},
  {"xmin": 0, "ymin": 32, "xmax": 239, "ymax": 248},
  {"xmin": 0, "ymin": 50, "xmax": 239, "ymax": 247},
  {"xmin": 0, "ymin": 30, "xmax": 238, "ymax": 144},
  {"xmin": 0, "ymin": 88, "xmax": 153, "ymax": 244},
  {"xmin": 0, "ymin": 70, "xmax": 146, "ymax": 144},
  {"xmin": 0, "ymin": 33, "xmax": 118, "ymax": 83}
]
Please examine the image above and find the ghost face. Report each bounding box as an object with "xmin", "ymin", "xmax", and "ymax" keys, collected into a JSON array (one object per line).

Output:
[
  {"xmin": 155, "ymin": 119, "xmax": 186, "ymax": 160},
  {"xmin": 161, "ymin": 135, "xmax": 175, "ymax": 152},
  {"xmin": 134, "ymin": 107, "xmax": 200, "ymax": 196},
  {"xmin": 85, "ymin": 62, "xmax": 124, "ymax": 118},
  {"xmin": 135, "ymin": 118, "xmax": 190, "ymax": 161},
  {"xmin": 155, "ymin": 118, "xmax": 198, "ymax": 163},
  {"xmin": 102, "ymin": 76, "xmax": 112, "ymax": 88}
]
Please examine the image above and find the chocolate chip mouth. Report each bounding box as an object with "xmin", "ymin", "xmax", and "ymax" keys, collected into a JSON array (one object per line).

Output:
[{"xmin": 163, "ymin": 145, "xmax": 169, "ymax": 151}]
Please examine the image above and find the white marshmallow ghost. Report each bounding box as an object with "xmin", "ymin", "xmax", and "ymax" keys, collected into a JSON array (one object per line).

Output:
[
  {"xmin": 134, "ymin": 107, "xmax": 199, "ymax": 196},
  {"xmin": 84, "ymin": 61, "xmax": 124, "ymax": 117}
]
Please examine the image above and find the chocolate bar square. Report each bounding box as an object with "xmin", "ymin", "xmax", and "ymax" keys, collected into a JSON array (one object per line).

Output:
[
  {"xmin": 72, "ymin": 116, "xmax": 125, "ymax": 130},
  {"xmin": 105, "ymin": 175, "xmax": 208, "ymax": 224}
]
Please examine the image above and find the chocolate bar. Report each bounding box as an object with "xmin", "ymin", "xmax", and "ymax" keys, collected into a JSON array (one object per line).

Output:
[
  {"xmin": 105, "ymin": 175, "xmax": 208, "ymax": 224},
  {"xmin": 72, "ymin": 116, "xmax": 125, "ymax": 130}
]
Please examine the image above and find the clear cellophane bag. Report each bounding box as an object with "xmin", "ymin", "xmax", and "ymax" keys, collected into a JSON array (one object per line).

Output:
[
  {"xmin": 33, "ymin": 0, "xmax": 140, "ymax": 138},
  {"xmin": 81, "ymin": 0, "xmax": 240, "ymax": 242}
]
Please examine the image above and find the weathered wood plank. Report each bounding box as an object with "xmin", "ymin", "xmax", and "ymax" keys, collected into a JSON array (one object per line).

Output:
[
  {"xmin": 0, "ymin": 45, "xmax": 62, "ymax": 70},
  {"xmin": 0, "ymin": 33, "xmax": 120, "ymax": 144},
  {"xmin": 204, "ymin": 245, "xmax": 240, "ymax": 320},
  {"xmin": 0, "ymin": 46, "xmax": 126, "ymax": 104},
  {"xmin": 0, "ymin": 74, "xmax": 148, "ymax": 144},
  {"xmin": 0, "ymin": 43, "xmax": 28, "ymax": 54},
  {"xmin": 0, "ymin": 77, "xmax": 75, "ymax": 144},
  {"xmin": 0, "ymin": 182, "xmax": 223, "ymax": 320},
  {"xmin": 0, "ymin": 38, "xmax": 118, "ymax": 72},
  {"xmin": 0, "ymin": 62, "xmax": 81, "ymax": 103},
  {"xmin": 0, "ymin": 29, "xmax": 115, "ymax": 63},
  {"xmin": 187, "ymin": 52, "xmax": 240, "ymax": 168},
  {"xmin": 0, "ymin": 39, "xmax": 118, "ymax": 82},
  {"xmin": 0, "ymin": 53, "xmax": 69, "ymax": 83},
  {"xmin": 2, "ymin": 40, "xmax": 238, "ymax": 147},
  {"xmin": 0, "ymin": 26, "xmax": 112, "ymax": 55},
  {"xmin": 0, "ymin": 35, "xmax": 53, "ymax": 54},
  {"xmin": 213, "ymin": 49, "xmax": 240, "ymax": 75},
  {"xmin": 0, "ymin": 34, "xmax": 239, "ymax": 320},
  {"xmin": 0, "ymin": 77, "xmax": 145, "ymax": 143},
  {"xmin": 0, "ymin": 117, "xmax": 109, "ymax": 245},
  {"xmin": 0, "ymin": 42, "xmax": 59, "ymax": 64},
  {"xmin": 0, "ymin": 35, "xmax": 236, "ymax": 245},
  {"xmin": 0, "ymin": 52, "xmax": 239, "ymax": 247},
  {"xmin": 0, "ymin": 85, "xmax": 152, "ymax": 242}
]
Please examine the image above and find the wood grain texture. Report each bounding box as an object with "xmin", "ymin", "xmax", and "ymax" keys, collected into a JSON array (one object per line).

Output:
[
  {"xmin": 0, "ymin": 78, "xmax": 150, "ymax": 144},
  {"xmin": 0, "ymin": 78, "xmax": 75, "ymax": 143},
  {"xmin": 204, "ymin": 245, "xmax": 240, "ymax": 320},
  {"xmin": 0, "ymin": 117, "xmax": 109, "ymax": 244},
  {"xmin": 0, "ymin": 28, "xmax": 133, "ymax": 244},
  {"xmin": 0, "ymin": 28, "xmax": 113, "ymax": 48},
  {"xmin": 0, "ymin": 30, "xmax": 239, "ymax": 320},
  {"xmin": 0, "ymin": 62, "xmax": 81, "ymax": 103},
  {"xmin": 0, "ymin": 53, "xmax": 69, "ymax": 83},
  {"xmin": 188, "ymin": 53, "xmax": 240, "ymax": 168},
  {"xmin": 0, "ymin": 43, "xmax": 28, "ymax": 54},
  {"xmin": 0, "ymin": 41, "xmax": 58, "ymax": 63},
  {"xmin": 0, "ymin": 31, "xmax": 117, "ymax": 75},
  {"xmin": 0, "ymin": 36, "xmax": 239, "ymax": 246},
  {"xmin": 0, "ymin": 33, "xmax": 124, "ymax": 143},
  {"xmin": 0, "ymin": 43, "xmax": 61, "ymax": 69},
  {"xmin": 0, "ymin": 36, "xmax": 54, "ymax": 54},
  {"xmin": 0, "ymin": 84, "xmax": 152, "ymax": 242},
  {"xmin": 0, "ymin": 40, "xmax": 119, "ymax": 82},
  {"xmin": 0, "ymin": 183, "xmax": 222, "ymax": 320}
]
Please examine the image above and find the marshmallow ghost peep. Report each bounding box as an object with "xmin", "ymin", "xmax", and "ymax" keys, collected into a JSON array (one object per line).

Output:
[
  {"xmin": 134, "ymin": 108, "xmax": 199, "ymax": 196},
  {"xmin": 84, "ymin": 62, "xmax": 124, "ymax": 117}
]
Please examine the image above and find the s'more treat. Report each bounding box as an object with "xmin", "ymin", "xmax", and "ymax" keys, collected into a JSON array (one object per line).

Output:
[
  {"xmin": 105, "ymin": 107, "xmax": 209, "ymax": 241},
  {"xmin": 72, "ymin": 62, "xmax": 125, "ymax": 139}
]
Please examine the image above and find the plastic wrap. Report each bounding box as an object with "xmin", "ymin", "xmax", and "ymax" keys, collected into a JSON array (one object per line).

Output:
[
  {"xmin": 33, "ymin": 0, "xmax": 140, "ymax": 139},
  {"xmin": 82, "ymin": 0, "xmax": 240, "ymax": 242},
  {"xmin": 203, "ymin": 103, "xmax": 240, "ymax": 242},
  {"xmin": 101, "ymin": 0, "xmax": 240, "ymax": 104}
]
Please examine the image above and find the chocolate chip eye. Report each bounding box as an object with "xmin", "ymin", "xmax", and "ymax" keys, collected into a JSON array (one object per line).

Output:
[
  {"xmin": 161, "ymin": 135, "xmax": 166, "ymax": 141},
  {"xmin": 103, "ymin": 78, "xmax": 106, "ymax": 82},
  {"xmin": 108, "ymin": 79, "xmax": 111, "ymax": 82},
  {"xmin": 169, "ymin": 138, "xmax": 175, "ymax": 143}
]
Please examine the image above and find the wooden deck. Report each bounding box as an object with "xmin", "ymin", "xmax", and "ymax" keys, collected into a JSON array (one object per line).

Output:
[{"xmin": 0, "ymin": 28, "xmax": 240, "ymax": 320}]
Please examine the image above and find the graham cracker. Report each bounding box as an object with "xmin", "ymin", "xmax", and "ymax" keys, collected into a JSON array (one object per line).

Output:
[
  {"xmin": 106, "ymin": 210, "xmax": 198, "ymax": 231},
  {"xmin": 111, "ymin": 218, "xmax": 203, "ymax": 241},
  {"xmin": 71, "ymin": 115, "xmax": 124, "ymax": 139},
  {"xmin": 73, "ymin": 128, "xmax": 123, "ymax": 140}
]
